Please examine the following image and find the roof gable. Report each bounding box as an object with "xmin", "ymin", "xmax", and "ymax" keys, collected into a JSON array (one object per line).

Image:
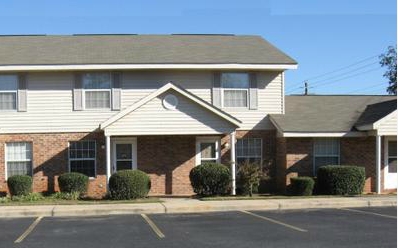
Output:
[{"xmin": 100, "ymin": 83, "xmax": 241, "ymax": 130}]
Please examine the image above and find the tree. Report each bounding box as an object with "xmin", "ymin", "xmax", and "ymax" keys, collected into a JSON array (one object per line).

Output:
[
  {"xmin": 379, "ymin": 46, "xmax": 397, "ymax": 95},
  {"xmin": 237, "ymin": 161, "xmax": 263, "ymax": 197}
]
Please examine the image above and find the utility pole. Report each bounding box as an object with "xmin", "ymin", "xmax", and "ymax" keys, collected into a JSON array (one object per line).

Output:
[{"xmin": 304, "ymin": 81, "xmax": 308, "ymax": 95}]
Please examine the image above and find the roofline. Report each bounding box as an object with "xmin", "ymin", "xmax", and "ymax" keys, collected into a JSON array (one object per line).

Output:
[
  {"xmin": 0, "ymin": 63, "xmax": 298, "ymax": 72},
  {"xmin": 281, "ymin": 132, "xmax": 367, "ymax": 138},
  {"xmin": 356, "ymin": 109, "xmax": 397, "ymax": 131},
  {"xmin": 100, "ymin": 82, "xmax": 241, "ymax": 129}
]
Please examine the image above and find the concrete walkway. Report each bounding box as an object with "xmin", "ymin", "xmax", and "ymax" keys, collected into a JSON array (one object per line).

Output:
[{"xmin": 0, "ymin": 196, "xmax": 396, "ymax": 218}]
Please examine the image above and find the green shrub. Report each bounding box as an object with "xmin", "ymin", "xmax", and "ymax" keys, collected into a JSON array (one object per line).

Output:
[
  {"xmin": 317, "ymin": 165, "xmax": 365, "ymax": 195},
  {"xmin": 237, "ymin": 161, "xmax": 263, "ymax": 196},
  {"xmin": 109, "ymin": 170, "xmax": 151, "ymax": 200},
  {"xmin": 7, "ymin": 175, "xmax": 33, "ymax": 196},
  {"xmin": 189, "ymin": 163, "xmax": 230, "ymax": 196},
  {"xmin": 288, "ymin": 177, "xmax": 315, "ymax": 196},
  {"xmin": 52, "ymin": 191, "xmax": 80, "ymax": 200},
  {"xmin": 58, "ymin": 172, "xmax": 89, "ymax": 195},
  {"xmin": 11, "ymin": 193, "xmax": 44, "ymax": 202}
]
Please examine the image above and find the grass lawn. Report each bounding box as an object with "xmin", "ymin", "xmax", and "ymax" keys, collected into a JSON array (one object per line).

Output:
[
  {"xmin": 0, "ymin": 194, "xmax": 161, "ymax": 206},
  {"xmin": 199, "ymin": 193, "xmax": 396, "ymax": 201}
]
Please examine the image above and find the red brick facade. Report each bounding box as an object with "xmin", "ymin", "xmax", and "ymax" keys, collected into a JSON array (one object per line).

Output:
[
  {"xmin": 0, "ymin": 130, "xmax": 277, "ymax": 198},
  {"xmin": 2, "ymin": 130, "xmax": 391, "ymax": 198},
  {"xmin": 275, "ymin": 136, "xmax": 392, "ymax": 193}
]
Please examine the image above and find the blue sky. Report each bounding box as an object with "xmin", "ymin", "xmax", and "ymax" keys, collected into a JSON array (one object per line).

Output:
[{"xmin": 1, "ymin": 0, "xmax": 396, "ymax": 95}]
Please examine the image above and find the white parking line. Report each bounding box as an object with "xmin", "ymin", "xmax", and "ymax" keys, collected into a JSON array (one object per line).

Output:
[
  {"xmin": 14, "ymin": 216, "xmax": 43, "ymax": 243},
  {"xmin": 240, "ymin": 210, "xmax": 308, "ymax": 232},
  {"xmin": 141, "ymin": 214, "xmax": 165, "ymax": 238},
  {"xmin": 340, "ymin": 208, "xmax": 397, "ymax": 219}
]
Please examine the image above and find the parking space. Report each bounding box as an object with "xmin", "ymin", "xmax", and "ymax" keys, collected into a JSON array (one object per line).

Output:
[{"xmin": 0, "ymin": 206, "xmax": 396, "ymax": 248}]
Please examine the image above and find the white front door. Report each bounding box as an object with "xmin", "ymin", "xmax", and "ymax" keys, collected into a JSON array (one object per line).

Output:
[
  {"xmin": 195, "ymin": 137, "xmax": 221, "ymax": 166},
  {"xmin": 112, "ymin": 138, "xmax": 137, "ymax": 173},
  {"xmin": 384, "ymin": 137, "xmax": 397, "ymax": 189}
]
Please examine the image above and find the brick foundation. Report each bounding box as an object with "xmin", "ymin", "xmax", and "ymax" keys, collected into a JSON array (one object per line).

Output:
[
  {"xmin": 1, "ymin": 130, "xmax": 277, "ymax": 198},
  {"xmin": 275, "ymin": 136, "xmax": 394, "ymax": 193}
]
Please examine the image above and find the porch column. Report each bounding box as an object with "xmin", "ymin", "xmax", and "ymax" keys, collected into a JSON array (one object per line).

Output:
[
  {"xmin": 106, "ymin": 135, "xmax": 111, "ymax": 187},
  {"xmin": 230, "ymin": 131, "xmax": 236, "ymax": 195},
  {"xmin": 376, "ymin": 135, "xmax": 381, "ymax": 194}
]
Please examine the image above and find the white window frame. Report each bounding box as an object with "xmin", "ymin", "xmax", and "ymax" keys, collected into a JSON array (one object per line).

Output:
[
  {"xmin": 68, "ymin": 140, "xmax": 97, "ymax": 178},
  {"xmin": 236, "ymin": 138, "xmax": 263, "ymax": 165},
  {"xmin": 0, "ymin": 74, "xmax": 18, "ymax": 111},
  {"xmin": 82, "ymin": 72, "xmax": 112, "ymax": 110},
  {"xmin": 4, "ymin": 142, "xmax": 33, "ymax": 179},
  {"xmin": 384, "ymin": 136, "xmax": 397, "ymax": 189},
  {"xmin": 221, "ymin": 72, "xmax": 249, "ymax": 108},
  {"xmin": 313, "ymin": 138, "xmax": 340, "ymax": 175},
  {"xmin": 195, "ymin": 137, "xmax": 221, "ymax": 166}
]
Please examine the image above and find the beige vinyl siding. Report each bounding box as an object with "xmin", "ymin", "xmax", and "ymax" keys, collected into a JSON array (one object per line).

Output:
[
  {"xmin": 0, "ymin": 70, "xmax": 282, "ymax": 134},
  {"xmin": 377, "ymin": 111, "xmax": 397, "ymax": 136},
  {"xmin": 105, "ymin": 90, "xmax": 236, "ymax": 136}
]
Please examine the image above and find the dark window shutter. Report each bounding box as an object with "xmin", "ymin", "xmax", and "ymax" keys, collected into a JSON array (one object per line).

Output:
[
  {"xmin": 73, "ymin": 73, "xmax": 83, "ymax": 111},
  {"xmin": 17, "ymin": 74, "xmax": 27, "ymax": 112},
  {"xmin": 111, "ymin": 72, "xmax": 122, "ymax": 110},
  {"xmin": 212, "ymin": 72, "xmax": 221, "ymax": 108},
  {"xmin": 249, "ymin": 72, "xmax": 258, "ymax": 110}
]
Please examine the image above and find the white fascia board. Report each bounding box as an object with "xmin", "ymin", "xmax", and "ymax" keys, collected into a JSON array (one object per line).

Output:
[
  {"xmin": 0, "ymin": 63, "xmax": 298, "ymax": 71},
  {"xmin": 100, "ymin": 82, "xmax": 241, "ymax": 129},
  {"xmin": 282, "ymin": 132, "xmax": 367, "ymax": 137}
]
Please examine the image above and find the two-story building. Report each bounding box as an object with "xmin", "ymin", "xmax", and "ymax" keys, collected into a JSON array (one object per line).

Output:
[{"xmin": 0, "ymin": 34, "xmax": 396, "ymax": 197}]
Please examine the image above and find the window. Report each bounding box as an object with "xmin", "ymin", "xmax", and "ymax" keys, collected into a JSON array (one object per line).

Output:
[
  {"xmin": 221, "ymin": 73, "xmax": 249, "ymax": 108},
  {"xmin": 388, "ymin": 141, "xmax": 397, "ymax": 173},
  {"xmin": 0, "ymin": 75, "xmax": 18, "ymax": 110},
  {"xmin": 313, "ymin": 138, "xmax": 340, "ymax": 174},
  {"xmin": 6, "ymin": 142, "xmax": 32, "ymax": 177},
  {"xmin": 196, "ymin": 137, "xmax": 220, "ymax": 165},
  {"xmin": 83, "ymin": 73, "xmax": 111, "ymax": 109},
  {"xmin": 69, "ymin": 141, "xmax": 96, "ymax": 177},
  {"xmin": 236, "ymin": 138, "xmax": 262, "ymax": 165}
]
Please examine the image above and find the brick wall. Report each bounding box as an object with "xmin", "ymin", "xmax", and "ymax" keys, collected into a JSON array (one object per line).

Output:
[
  {"xmin": 0, "ymin": 132, "xmax": 107, "ymax": 198},
  {"xmin": 275, "ymin": 136, "xmax": 389, "ymax": 193},
  {"xmin": 137, "ymin": 135, "xmax": 196, "ymax": 196}
]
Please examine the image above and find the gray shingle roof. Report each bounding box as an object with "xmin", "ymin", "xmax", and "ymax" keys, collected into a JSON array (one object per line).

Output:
[
  {"xmin": 270, "ymin": 95, "xmax": 397, "ymax": 133},
  {"xmin": 355, "ymin": 99, "xmax": 397, "ymax": 127},
  {"xmin": 0, "ymin": 34, "xmax": 297, "ymax": 66}
]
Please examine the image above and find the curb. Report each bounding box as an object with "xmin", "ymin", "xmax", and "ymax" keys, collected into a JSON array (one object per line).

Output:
[{"xmin": 0, "ymin": 198, "xmax": 396, "ymax": 218}]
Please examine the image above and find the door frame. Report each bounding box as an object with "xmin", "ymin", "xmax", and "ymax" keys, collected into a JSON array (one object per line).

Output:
[
  {"xmin": 383, "ymin": 136, "xmax": 397, "ymax": 189},
  {"xmin": 112, "ymin": 137, "xmax": 137, "ymax": 173},
  {"xmin": 195, "ymin": 136, "xmax": 221, "ymax": 166}
]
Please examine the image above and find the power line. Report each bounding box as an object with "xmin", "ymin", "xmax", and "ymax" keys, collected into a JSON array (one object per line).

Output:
[
  {"xmin": 286, "ymin": 66, "xmax": 383, "ymax": 94},
  {"xmin": 286, "ymin": 54, "xmax": 380, "ymax": 91},
  {"xmin": 347, "ymin": 82, "xmax": 387, "ymax": 94}
]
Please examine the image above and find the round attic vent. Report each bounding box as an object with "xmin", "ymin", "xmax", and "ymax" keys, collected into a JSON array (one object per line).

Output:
[{"xmin": 163, "ymin": 94, "xmax": 179, "ymax": 110}]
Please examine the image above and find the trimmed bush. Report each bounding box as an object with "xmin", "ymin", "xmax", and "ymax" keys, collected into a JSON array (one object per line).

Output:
[
  {"xmin": 58, "ymin": 172, "xmax": 89, "ymax": 194},
  {"xmin": 258, "ymin": 176, "xmax": 275, "ymax": 194},
  {"xmin": 7, "ymin": 175, "xmax": 33, "ymax": 196},
  {"xmin": 288, "ymin": 177, "xmax": 315, "ymax": 196},
  {"xmin": 189, "ymin": 163, "xmax": 230, "ymax": 196},
  {"xmin": 317, "ymin": 165, "xmax": 365, "ymax": 195},
  {"xmin": 109, "ymin": 170, "xmax": 151, "ymax": 200},
  {"xmin": 236, "ymin": 161, "xmax": 263, "ymax": 196}
]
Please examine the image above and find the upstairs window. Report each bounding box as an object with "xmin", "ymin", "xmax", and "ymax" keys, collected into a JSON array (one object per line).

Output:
[
  {"xmin": 83, "ymin": 73, "xmax": 111, "ymax": 109},
  {"xmin": 221, "ymin": 73, "xmax": 249, "ymax": 108},
  {"xmin": 313, "ymin": 138, "xmax": 340, "ymax": 175},
  {"xmin": 0, "ymin": 75, "xmax": 18, "ymax": 110}
]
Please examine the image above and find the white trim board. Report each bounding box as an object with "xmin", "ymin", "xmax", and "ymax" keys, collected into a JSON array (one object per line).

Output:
[
  {"xmin": 0, "ymin": 63, "xmax": 298, "ymax": 72},
  {"xmin": 281, "ymin": 132, "xmax": 367, "ymax": 138}
]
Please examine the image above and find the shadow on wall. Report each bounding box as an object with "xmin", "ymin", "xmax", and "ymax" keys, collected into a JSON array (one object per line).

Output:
[{"xmin": 137, "ymin": 135, "xmax": 195, "ymax": 195}]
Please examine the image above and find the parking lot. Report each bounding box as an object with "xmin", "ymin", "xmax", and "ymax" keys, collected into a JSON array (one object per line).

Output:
[{"xmin": 0, "ymin": 206, "xmax": 396, "ymax": 248}]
